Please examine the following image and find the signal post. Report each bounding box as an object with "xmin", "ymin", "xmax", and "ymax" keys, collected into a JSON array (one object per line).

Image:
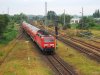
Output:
[{"xmin": 55, "ymin": 19, "xmax": 59, "ymax": 49}]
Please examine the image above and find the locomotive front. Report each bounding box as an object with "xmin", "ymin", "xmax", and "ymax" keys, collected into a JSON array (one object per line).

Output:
[{"xmin": 42, "ymin": 35, "xmax": 56, "ymax": 54}]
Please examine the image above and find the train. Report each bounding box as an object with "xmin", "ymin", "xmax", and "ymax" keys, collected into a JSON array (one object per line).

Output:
[{"xmin": 22, "ymin": 21, "xmax": 56, "ymax": 54}]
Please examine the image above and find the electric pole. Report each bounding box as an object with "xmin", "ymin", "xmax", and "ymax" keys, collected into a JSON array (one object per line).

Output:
[
  {"xmin": 64, "ymin": 9, "xmax": 65, "ymax": 26},
  {"xmin": 45, "ymin": 2, "xmax": 47, "ymax": 31},
  {"xmin": 81, "ymin": 7, "xmax": 83, "ymax": 30}
]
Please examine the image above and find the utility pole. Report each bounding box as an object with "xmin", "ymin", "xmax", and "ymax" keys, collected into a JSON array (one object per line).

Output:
[
  {"xmin": 81, "ymin": 7, "xmax": 84, "ymax": 30},
  {"xmin": 64, "ymin": 9, "xmax": 65, "ymax": 26},
  {"xmin": 45, "ymin": 2, "xmax": 47, "ymax": 31},
  {"xmin": 7, "ymin": 7, "xmax": 9, "ymax": 15}
]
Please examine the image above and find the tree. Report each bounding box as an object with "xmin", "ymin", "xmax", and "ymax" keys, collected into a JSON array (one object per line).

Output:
[
  {"xmin": 78, "ymin": 16, "xmax": 95, "ymax": 29},
  {"xmin": 93, "ymin": 9, "xmax": 100, "ymax": 18},
  {"xmin": 47, "ymin": 11, "xmax": 57, "ymax": 21},
  {"xmin": 58, "ymin": 14, "xmax": 72, "ymax": 29},
  {"xmin": 10, "ymin": 13, "xmax": 28, "ymax": 23},
  {"xmin": 0, "ymin": 14, "xmax": 9, "ymax": 36},
  {"xmin": 47, "ymin": 11, "xmax": 57, "ymax": 25}
]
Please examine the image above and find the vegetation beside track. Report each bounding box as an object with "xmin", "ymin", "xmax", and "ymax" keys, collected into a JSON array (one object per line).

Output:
[
  {"xmin": 0, "ymin": 23, "xmax": 18, "ymax": 44},
  {"xmin": 0, "ymin": 34, "xmax": 54, "ymax": 75},
  {"xmin": 91, "ymin": 29, "xmax": 100, "ymax": 38},
  {"xmin": 0, "ymin": 13, "xmax": 28, "ymax": 44},
  {"xmin": 56, "ymin": 41, "xmax": 100, "ymax": 75},
  {"xmin": 0, "ymin": 22, "xmax": 19, "ymax": 64},
  {"xmin": 0, "ymin": 39, "xmax": 16, "ymax": 63}
]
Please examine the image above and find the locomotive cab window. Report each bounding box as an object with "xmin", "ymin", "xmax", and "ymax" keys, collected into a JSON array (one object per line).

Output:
[{"xmin": 44, "ymin": 38, "xmax": 54, "ymax": 42}]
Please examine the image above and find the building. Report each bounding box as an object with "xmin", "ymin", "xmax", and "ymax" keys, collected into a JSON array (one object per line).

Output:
[
  {"xmin": 94, "ymin": 18, "xmax": 100, "ymax": 24},
  {"xmin": 70, "ymin": 17, "xmax": 81, "ymax": 24}
]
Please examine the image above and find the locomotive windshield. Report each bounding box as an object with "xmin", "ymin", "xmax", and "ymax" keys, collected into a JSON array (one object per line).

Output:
[
  {"xmin": 44, "ymin": 38, "xmax": 54, "ymax": 42},
  {"xmin": 38, "ymin": 30, "xmax": 49, "ymax": 35}
]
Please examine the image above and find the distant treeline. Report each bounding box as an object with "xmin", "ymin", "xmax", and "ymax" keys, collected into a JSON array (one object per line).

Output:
[
  {"xmin": 0, "ymin": 9, "xmax": 100, "ymax": 37},
  {"xmin": 10, "ymin": 13, "xmax": 28, "ymax": 23},
  {"xmin": 0, "ymin": 14, "xmax": 9, "ymax": 36}
]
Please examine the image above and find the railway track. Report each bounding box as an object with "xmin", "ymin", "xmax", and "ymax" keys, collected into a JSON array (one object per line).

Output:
[
  {"xmin": 33, "ymin": 24, "xmax": 100, "ymax": 62},
  {"xmin": 63, "ymin": 36, "xmax": 100, "ymax": 53},
  {"xmin": 91, "ymin": 40, "xmax": 100, "ymax": 44},
  {"xmin": 23, "ymin": 29, "xmax": 77, "ymax": 75},
  {"xmin": 58, "ymin": 36, "xmax": 100, "ymax": 62},
  {"xmin": 46, "ymin": 55, "xmax": 77, "ymax": 75}
]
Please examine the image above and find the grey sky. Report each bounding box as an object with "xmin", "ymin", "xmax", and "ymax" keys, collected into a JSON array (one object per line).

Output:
[{"xmin": 0, "ymin": 0, "xmax": 100, "ymax": 15}]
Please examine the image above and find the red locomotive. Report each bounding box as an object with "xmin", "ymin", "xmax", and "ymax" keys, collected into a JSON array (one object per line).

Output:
[{"xmin": 22, "ymin": 21, "xmax": 56, "ymax": 54}]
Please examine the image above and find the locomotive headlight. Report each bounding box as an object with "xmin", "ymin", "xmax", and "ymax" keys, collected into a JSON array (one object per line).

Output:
[
  {"xmin": 50, "ymin": 44, "xmax": 54, "ymax": 46},
  {"xmin": 44, "ymin": 44, "xmax": 48, "ymax": 46}
]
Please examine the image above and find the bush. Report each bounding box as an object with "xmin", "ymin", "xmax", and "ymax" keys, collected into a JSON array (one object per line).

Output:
[
  {"xmin": 77, "ymin": 31, "xmax": 92, "ymax": 38},
  {"xmin": 62, "ymin": 24, "xmax": 71, "ymax": 30},
  {"xmin": 1, "ymin": 30, "xmax": 17, "ymax": 44}
]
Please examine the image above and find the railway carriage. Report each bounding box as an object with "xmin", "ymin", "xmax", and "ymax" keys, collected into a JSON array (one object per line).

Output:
[{"xmin": 22, "ymin": 21, "xmax": 56, "ymax": 54}]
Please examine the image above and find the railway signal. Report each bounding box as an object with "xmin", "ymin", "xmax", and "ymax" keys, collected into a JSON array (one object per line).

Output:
[
  {"xmin": 55, "ymin": 18, "xmax": 59, "ymax": 49},
  {"xmin": 55, "ymin": 26, "xmax": 58, "ymax": 35}
]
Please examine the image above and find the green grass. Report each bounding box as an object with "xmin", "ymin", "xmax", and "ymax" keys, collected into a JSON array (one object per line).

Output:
[
  {"xmin": 0, "ymin": 40, "xmax": 16, "ymax": 62},
  {"xmin": 0, "ymin": 51, "xmax": 4, "ymax": 56},
  {"xmin": 71, "ymin": 24, "xmax": 78, "ymax": 29},
  {"xmin": 0, "ymin": 38, "xmax": 54, "ymax": 75},
  {"xmin": 90, "ymin": 29, "xmax": 100, "ymax": 37},
  {"xmin": 56, "ymin": 41, "xmax": 100, "ymax": 75},
  {"xmin": 91, "ymin": 24, "xmax": 100, "ymax": 30}
]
